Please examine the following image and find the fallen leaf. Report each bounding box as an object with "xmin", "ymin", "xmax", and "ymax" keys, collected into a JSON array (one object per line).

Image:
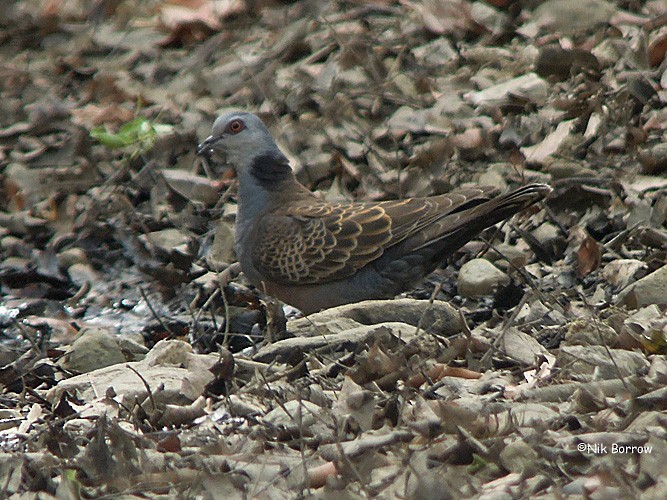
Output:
[{"xmin": 577, "ymin": 235, "xmax": 602, "ymax": 278}]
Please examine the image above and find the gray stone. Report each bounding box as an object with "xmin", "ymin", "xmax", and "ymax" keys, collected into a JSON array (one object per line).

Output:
[
  {"xmin": 618, "ymin": 265, "xmax": 667, "ymax": 309},
  {"xmin": 58, "ymin": 326, "xmax": 126, "ymax": 373},
  {"xmin": 458, "ymin": 258, "xmax": 510, "ymax": 297}
]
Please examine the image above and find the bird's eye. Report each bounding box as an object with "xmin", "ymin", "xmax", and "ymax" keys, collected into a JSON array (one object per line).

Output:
[{"xmin": 226, "ymin": 119, "xmax": 245, "ymax": 134}]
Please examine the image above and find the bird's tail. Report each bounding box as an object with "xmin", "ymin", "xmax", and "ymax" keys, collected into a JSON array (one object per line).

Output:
[{"xmin": 415, "ymin": 183, "xmax": 552, "ymax": 254}]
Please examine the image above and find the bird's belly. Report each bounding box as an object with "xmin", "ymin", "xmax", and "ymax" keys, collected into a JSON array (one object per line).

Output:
[{"xmin": 260, "ymin": 270, "xmax": 398, "ymax": 314}]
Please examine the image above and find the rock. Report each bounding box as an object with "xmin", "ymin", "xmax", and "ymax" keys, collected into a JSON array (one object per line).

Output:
[
  {"xmin": 470, "ymin": 1, "xmax": 507, "ymax": 35},
  {"xmin": 57, "ymin": 248, "xmax": 89, "ymax": 269},
  {"xmin": 485, "ymin": 243, "xmax": 529, "ymax": 268},
  {"xmin": 0, "ymin": 409, "xmax": 22, "ymax": 431},
  {"xmin": 465, "ymin": 73, "xmax": 548, "ymax": 107},
  {"xmin": 556, "ymin": 346, "xmax": 650, "ymax": 379},
  {"xmin": 458, "ymin": 258, "xmax": 510, "ymax": 297},
  {"xmin": 638, "ymin": 143, "xmax": 667, "ymax": 175},
  {"xmin": 139, "ymin": 228, "xmax": 192, "ymax": 255},
  {"xmin": 532, "ymin": 223, "xmax": 560, "ymax": 243},
  {"xmin": 67, "ymin": 262, "xmax": 99, "ymax": 286},
  {"xmin": 522, "ymin": 119, "xmax": 577, "ymax": 164},
  {"xmin": 202, "ymin": 58, "xmax": 254, "ymax": 97},
  {"xmin": 254, "ymin": 322, "xmax": 420, "ymax": 363},
  {"xmin": 287, "ymin": 298, "xmax": 463, "ymax": 338},
  {"xmin": 264, "ymin": 400, "xmax": 323, "ymax": 434},
  {"xmin": 646, "ymin": 356, "xmax": 667, "ymax": 387},
  {"xmin": 544, "ymin": 162, "xmax": 596, "ymax": 180},
  {"xmin": 92, "ymin": 23, "xmax": 165, "ymax": 51},
  {"xmin": 387, "ymin": 106, "xmax": 431, "ymax": 134},
  {"xmin": 58, "ymin": 326, "xmax": 127, "ymax": 373},
  {"xmin": 500, "ymin": 440, "xmax": 540, "ymax": 473},
  {"xmin": 476, "ymin": 164, "xmax": 508, "ymax": 191},
  {"xmin": 515, "ymin": 299, "xmax": 556, "ymax": 324},
  {"xmin": 3, "ymin": 163, "xmax": 44, "ymax": 205},
  {"xmin": 488, "ymin": 403, "xmax": 559, "ymax": 433},
  {"xmin": 591, "ymin": 38, "xmax": 625, "ymax": 67},
  {"xmin": 617, "ymin": 265, "xmax": 667, "ymax": 309},
  {"xmin": 601, "ymin": 259, "xmax": 646, "ymax": 289},
  {"xmin": 0, "ymin": 235, "xmax": 22, "ymax": 253},
  {"xmin": 620, "ymin": 305, "xmax": 666, "ymax": 352},
  {"xmin": 533, "ymin": 0, "xmax": 616, "ymax": 35},
  {"xmin": 535, "ymin": 46, "xmax": 600, "ymax": 80},
  {"xmin": 117, "ymin": 336, "xmax": 149, "ymax": 360},
  {"xmin": 49, "ymin": 340, "xmax": 219, "ymax": 406},
  {"xmin": 531, "ymin": 222, "xmax": 567, "ymax": 261},
  {"xmin": 564, "ymin": 319, "xmax": 618, "ymax": 346},
  {"xmin": 1, "ymin": 256, "xmax": 31, "ymax": 272},
  {"xmin": 208, "ymin": 219, "xmax": 235, "ymax": 268},
  {"xmin": 162, "ymin": 169, "xmax": 220, "ymax": 205},
  {"xmin": 0, "ymin": 212, "xmax": 49, "ymax": 235},
  {"xmin": 450, "ymin": 127, "xmax": 486, "ymax": 154},
  {"xmin": 144, "ymin": 338, "xmax": 193, "ymax": 366},
  {"xmin": 412, "ymin": 38, "xmax": 457, "ymax": 67},
  {"xmin": 499, "ymin": 327, "xmax": 549, "ymax": 364}
]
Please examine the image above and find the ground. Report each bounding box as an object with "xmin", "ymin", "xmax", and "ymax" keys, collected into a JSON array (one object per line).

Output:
[{"xmin": 1, "ymin": 0, "xmax": 666, "ymax": 498}]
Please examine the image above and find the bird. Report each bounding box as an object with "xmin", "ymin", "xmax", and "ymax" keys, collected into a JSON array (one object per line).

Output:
[{"xmin": 197, "ymin": 111, "xmax": 551, "ymax": 314}]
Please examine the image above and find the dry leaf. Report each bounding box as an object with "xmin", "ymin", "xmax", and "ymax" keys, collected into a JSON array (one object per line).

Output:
[
  {"xmin": 71, "ymin": 104, "xmax": 134, "ymax": 128},
  {"xmin": 414, "ymin": 0, "xmax": 472, "ymax": 36},
  {"xmin": 408, "ymin": 364, "xmax": 482, "ymax": 388},
  {"xmin": 576, "ymin": 235, "xmax": 602, "ymax": 278}
]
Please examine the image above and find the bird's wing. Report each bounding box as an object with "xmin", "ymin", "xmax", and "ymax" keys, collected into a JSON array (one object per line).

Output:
[{"xmin": 251, "ymin": 187, "xmax": 496, "ymax": 285}]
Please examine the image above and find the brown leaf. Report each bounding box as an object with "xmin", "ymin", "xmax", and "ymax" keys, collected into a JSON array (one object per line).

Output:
[
  {"xmin": 70, "ymin": 104, "xmax": 134, "ymax": 128},
  {"xmin": 577, "ymin": 235, "xmax": 602, "ymax": 278},
  {"xmin": 158, "ymin": 0, "xmax": 247, "ymax": 46},
  {"xmin": 157, "ymin": 433, "xmax": 182, "ymax": 453},
  {"xmin": 308, "ymin": 461, "xmax": 337, "ymax": 489},
  {"xmin": 648, "ymin": 32, "xmax": 667, "ymax": 67},
  {"xmin": 408, "ymin": 363, "xmax": 483, "ymax": 388},
  {"xmin": 83, "ymin": 73, "xmax": 137, "ymax": 104}
]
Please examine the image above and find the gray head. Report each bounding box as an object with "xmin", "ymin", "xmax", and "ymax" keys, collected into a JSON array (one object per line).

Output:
[{"xmin": 197, "ymin": 111, "xmax": 293, "ymax": 187}]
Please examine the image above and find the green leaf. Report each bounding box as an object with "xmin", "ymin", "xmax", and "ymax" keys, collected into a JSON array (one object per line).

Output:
[
  {"xmin": 118, "ymin": 117, "xmax": 148, "ymax": 136},
  {"xmin": 90, "ymin": 126, "xmax": 134, "ymax": 148},
  {"xmin": 467, "ymin": 453, "xmax": 487, "ymax": 474},
  {"xmin": 91, "ymin": 117, "xmax": 174, "ymax": 151}
]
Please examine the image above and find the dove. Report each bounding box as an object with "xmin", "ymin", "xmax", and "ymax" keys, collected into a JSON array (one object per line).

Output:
[{"xmin": 198, "ymin": 111, "xmax": 551, "ymax": 314}]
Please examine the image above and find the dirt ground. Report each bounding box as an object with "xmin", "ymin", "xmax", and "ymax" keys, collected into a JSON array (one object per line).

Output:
[{"xmin": 1, "ymin": 0, "xmax": 666, "ymax": 498}]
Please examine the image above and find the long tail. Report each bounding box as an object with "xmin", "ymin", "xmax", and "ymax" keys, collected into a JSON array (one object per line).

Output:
[{"xmin": 416, "ymin": 183, "xmax": 552, "ymax": 254}]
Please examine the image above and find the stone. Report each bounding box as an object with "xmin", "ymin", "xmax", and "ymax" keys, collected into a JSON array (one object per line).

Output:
[{"xmin": 458, "ymin": 258, "xmax": 510, "ymax": 297}]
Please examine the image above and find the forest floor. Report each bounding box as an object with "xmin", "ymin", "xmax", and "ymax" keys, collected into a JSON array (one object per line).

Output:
[{"xmin": 1, "ymin": 0, "xmax": 666, "ymax": 498}]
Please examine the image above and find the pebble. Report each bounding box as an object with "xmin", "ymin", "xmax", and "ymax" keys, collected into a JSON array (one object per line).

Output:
[{"xmin": 458, "ymin": 258, "xmax": 510, "ymax": 297}]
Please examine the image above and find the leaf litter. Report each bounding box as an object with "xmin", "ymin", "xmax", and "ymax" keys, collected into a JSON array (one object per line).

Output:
[{"xmin": 1, "ymin": 0, "xmax": 666, "ymax": 498}]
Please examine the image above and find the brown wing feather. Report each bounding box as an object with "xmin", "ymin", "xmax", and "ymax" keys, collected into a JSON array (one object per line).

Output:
[
  {"xmin": 252, "ymin": 187, "xmax": 496, "ymax": 285},
  {"xmin": 252, "ymin": 202, "xmax": 388, "ymax": 284},
  {"xmin": 373, "ymin": 187, "xmax": 495, "ymax": 244}
]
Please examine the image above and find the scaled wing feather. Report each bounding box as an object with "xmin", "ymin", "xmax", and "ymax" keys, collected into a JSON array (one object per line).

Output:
[{"xmin": 251, "ymin": 187, "xmax": 496, "ymax": 285}]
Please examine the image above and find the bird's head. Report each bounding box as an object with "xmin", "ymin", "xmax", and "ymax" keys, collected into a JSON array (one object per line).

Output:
[{"xmin": 197, "ymin": 112, "xmax": 291, "ymax": 186}]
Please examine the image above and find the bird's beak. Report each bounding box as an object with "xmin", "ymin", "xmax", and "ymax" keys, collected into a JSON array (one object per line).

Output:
[
  {"xmin": 196, "ymin": 135, "xmax": 219, "ymax": 158},
  {"xmin": 197, "ymin": 134, "xmax": 233, "ymax": 180}
]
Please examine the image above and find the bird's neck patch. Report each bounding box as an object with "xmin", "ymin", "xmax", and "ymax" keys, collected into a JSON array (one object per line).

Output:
[{"xmin": 249, "ymin": 152, "xmax": 293, "ymax": 188}]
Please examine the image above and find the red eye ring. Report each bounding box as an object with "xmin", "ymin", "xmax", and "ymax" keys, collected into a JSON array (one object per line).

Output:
[{"xmin": 227, "ymin": 119, "xmax": 245, "ymax": 134}]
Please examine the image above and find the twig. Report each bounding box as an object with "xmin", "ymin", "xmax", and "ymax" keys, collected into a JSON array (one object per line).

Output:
[
  {"xmin": 127, "ymin": 365, "xmax": 158, "ymax": 411},
  {"xmin": 577, "ymin": 291, "xmax": 629, "ymax": 392},
  {"xmin": 139, "ymin": 286, "xmax": 174, "ymax": 337},
  {"xmin": 478, "ymin": 290, "xmax": 531, "ymax": 368}
]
